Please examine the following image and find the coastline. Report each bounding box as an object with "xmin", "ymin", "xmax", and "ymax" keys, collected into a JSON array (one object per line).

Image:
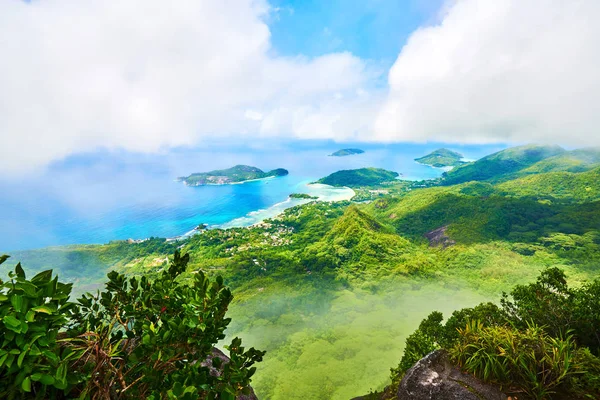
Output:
[
  {"xmin": 414, "ymin": 160, "xmax": 455, "ymax": 172},
  {"xmin": 172, "ymin": 183, "xmax": 354, "ymax": 241}
]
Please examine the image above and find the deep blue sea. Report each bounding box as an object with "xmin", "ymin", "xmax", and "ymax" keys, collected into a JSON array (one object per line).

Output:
[{"xmin": 0, "ymin": 141, "xmax": 505, "ymax": 251}]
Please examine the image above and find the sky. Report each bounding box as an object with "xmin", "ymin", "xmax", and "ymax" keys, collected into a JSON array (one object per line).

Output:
[{"xmin": 1, "ymin": 0, "xmax": 599, "ymax": 174}]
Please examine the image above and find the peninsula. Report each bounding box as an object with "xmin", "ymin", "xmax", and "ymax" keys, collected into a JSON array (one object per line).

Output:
[{"xmin": 178, "ymin": 165, "xmax": 288, "ymax": 186}]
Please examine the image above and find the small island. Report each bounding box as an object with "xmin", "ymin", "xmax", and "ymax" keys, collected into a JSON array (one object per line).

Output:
[
  {"xmin": 329, "ymin": 148, "xmax": 365, "ymax": 157},
  {"xmin": 317, "ymin": 167, "xmax": 399, "ymax": 188},
  {"xmin": 178, "ymin": 165, "xmax": 288, "ymax": 186},
  {"xmin": 415, "ymin": 148, "xmax": 465, "ymax": 168},
  {"xmin": 289, "ymin": 193, "xmax": 319, "ymax": 200}
]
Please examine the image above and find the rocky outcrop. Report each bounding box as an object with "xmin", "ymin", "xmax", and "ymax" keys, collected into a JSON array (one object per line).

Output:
[
  {"xmin": 352, "ymin": 350, "xmax": 507, "ymax": 400},
  {"xmin": 201, "ymin": 348, "xmax": 259, "ymax": 400},
  {"xmin": 425, "ymin": 226, "xmax": 456, "ymax": 248},
  {"xmin": 396, "ymin": 350, "xmax": 506, "ymax": 400}
]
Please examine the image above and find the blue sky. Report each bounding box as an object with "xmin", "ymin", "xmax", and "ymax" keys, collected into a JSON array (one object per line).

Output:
[{"xmin": 268, "ymin": 0, "xmax": 443, "ymax": 63}]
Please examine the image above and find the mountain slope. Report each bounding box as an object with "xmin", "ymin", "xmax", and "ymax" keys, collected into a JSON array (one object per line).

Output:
[{"xmin": 441, "ymin": 144, "xmax": 565, "ymax": 185}]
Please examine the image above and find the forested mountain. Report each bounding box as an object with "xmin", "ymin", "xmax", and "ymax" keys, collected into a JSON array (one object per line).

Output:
[{"xmin": 441, "ymin": 144, "xmax": 565, "ymax": 185}]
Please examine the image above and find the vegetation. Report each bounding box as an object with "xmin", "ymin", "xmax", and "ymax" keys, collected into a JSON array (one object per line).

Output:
[
  {"xmin": 414, "ymin": 148, "xmax": 465, "ymax": 168},
  {"xmin": 317, "ymin": 167, "xmax": 399, "ymax": 188},
  {"xmin": 442, "ymin": 144, "xmax": 565, "ymax": 185},
  {"xmin": 389, "ymin": 268, "xmax": 600, "ymax": 399},
  {"xmin": 329, "ymin": 148, "xmax": 365, "ymax": 157},
  {"xmin": 0, "ymin": 252, "xmax": 264, "ymax": 399},
  {"xmin": 178, "ymin": 165, "xmax": 288, "ymax": 186},
  {"xmin": 4, "ymin": 144, "xmax": 600, "ymax": 399}
]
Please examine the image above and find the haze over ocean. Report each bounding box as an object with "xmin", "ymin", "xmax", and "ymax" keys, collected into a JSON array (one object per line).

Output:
[{"xmin": 0, "ymin": 141, "xmax": 503, "ymax": 251}]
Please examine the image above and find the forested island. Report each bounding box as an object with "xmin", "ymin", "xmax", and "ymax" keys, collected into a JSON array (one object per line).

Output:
[
  {"xmin": 415, "ymin": 148, "xmax": 465, "ymax": 168},
  {"xmin": 289, "ymin": 193, "xmax": 318, "ymax": 199},
  {"xmin": 329, "ymin": 148, "xmax": 365, "ymax": 157},
  {"xmin": 317, "ymin": 167, "xmax": 399, "ymax": 187},
  {"xmin": 3, "ymin": 144, "xmax": 600, "ymax": 399},
  {"xmin": 178, "ymin": 165, "xmax": 288, "ymax": 186}
]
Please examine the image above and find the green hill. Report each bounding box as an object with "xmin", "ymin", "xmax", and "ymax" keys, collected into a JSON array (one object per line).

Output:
[
  {"xmin": 317, "ymin": 167, "xmax": 399, "ymax": 187},
  {"xmin": 415, "ymin": 148, "xmax": 465, "ymax": 168},
  {"xmin": 178, "ymin": 165, "xmax": 288, "ymax": 186},
  {"xmin": 497, "ymin": 166, "xmax": 600, "ymax": 202},
  {"xmin": 442, "ymin": 144, "xmax": 565, "ymax": 185},
  {"xmin": 519, "ymin": 147, "xmax": 600, "ymax": 175}
]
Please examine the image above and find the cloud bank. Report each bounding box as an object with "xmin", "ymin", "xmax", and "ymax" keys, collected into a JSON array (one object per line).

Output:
[
  {"xmin": 375, "ymin": 0, "xmax": 600, "ymax": 145},
  {"xmin": 0, "ymin": 0, "xmax": 379, "ymax": 173},
  {"xmin": 1, "ymin": 0, "xmax": 600, "ymax": 173}
]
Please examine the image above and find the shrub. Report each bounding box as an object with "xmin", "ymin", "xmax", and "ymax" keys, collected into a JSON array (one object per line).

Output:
[
  {"xmin": 0, "ymin": 255, "xmax": 81, "ymax": 398},
  {"xmin": 0, "ymin": 251, "xmax": 264, "ymax": 399},
  {"xmin": 450, "ymin": 321, "xmax": 583, "ymax": 399}
]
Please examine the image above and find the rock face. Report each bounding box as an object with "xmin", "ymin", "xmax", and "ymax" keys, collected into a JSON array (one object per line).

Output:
[
  {"xmin": 397, "ymin": 350, "xmax": 506, "ymax": 400},
  {"xmin": 201, "ymin": 348, "xmax": 259, "ymax": 400},
  {"xmin": 424, "ymin": 226, "xmax": 456, "ymax": 248}
]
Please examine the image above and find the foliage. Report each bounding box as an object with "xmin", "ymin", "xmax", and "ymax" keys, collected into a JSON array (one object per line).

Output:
[
  {"xmin": 317, "ymin": 168, "xmax": 399, "ymax": 188},
  {"xmin": 0, "ymin": 255, "xmax": 81, "ymax": 398},
  {"xmin": 450, "ymin": 321, "xmax": 583, "ymax": 399},
  {"xmin": 0, "ymin": 252, "xmax": 264, "ymax": 399},
  {"xmin": 392, "ymin": 268, "xmax": 600, "ymax": 399}
]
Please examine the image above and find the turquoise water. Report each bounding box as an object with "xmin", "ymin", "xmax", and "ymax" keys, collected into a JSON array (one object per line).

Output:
[{"xmin": 0, "ymin": 141, "xmax": 504, "ymax": 251}]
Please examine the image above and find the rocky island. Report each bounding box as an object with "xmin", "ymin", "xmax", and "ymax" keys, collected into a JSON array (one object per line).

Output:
[
  {"xmin": 329, "ymin": 148, "xmax": 365, "ymax": 157},
  {"xmin": 178, "ymin": 165, "xmax": 288, "ymax": 186},
  {"xmin": 415, "ymin": 148, "xmax": 465, "ymax": 168}
]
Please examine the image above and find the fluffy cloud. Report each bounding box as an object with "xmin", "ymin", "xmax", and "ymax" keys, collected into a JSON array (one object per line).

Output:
[
  {"xmin": 0, "ymin": 0, "xmax": 379, "ymax": 173},
  {"xmin": 375, "ymin": 0, "xmax": 600, "ymax": 146}
]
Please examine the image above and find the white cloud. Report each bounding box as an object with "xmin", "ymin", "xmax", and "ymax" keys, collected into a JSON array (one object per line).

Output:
[
  {"xmin": 3, "ymin": 0, "xmax": 599, "ymax": 174},
  {"xmin": 0, "ymin": 0, "xmax": 379, "ymax": 173},
  {"xmin": 375, "ymin": 0, "xmax": 600, "ymax": 146}
]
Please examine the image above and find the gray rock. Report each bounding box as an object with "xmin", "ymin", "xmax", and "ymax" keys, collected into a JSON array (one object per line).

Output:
[
  {"xmin": 201, "ymin": 348, "xmax": 259, "ymax": 400},
  {"xmin": 397, "ymin": 350, "xmax": 507, "ymax": 400}
]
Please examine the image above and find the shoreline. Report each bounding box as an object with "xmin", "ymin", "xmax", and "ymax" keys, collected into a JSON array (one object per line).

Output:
[{"xmin": 171, "ymin": 183, "xmax": 355, "ymax": 241}]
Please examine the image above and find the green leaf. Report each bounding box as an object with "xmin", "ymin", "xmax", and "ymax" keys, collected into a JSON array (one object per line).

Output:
[
  {"xmin": 15, "ymin": 263, "xmax": 26, "ymax": 279},
  {"xmin": 32, "ymin": 304, "xmax": 57, "ymax": 314},
  {"xmin": 25, "ymin": 310, "xmax": 35, "ymax": 323},
  {"xmin": 31, "ymin": 270, "xmax": 53, "ymax": 285},
  {"xmin": 0, "ymin": 254, "xmax": 9, "ymax": 265},
  {"xmin": 17, "ymin": 349, "xmax": 27, "ymax": 367},
  {"xmin": 21, "ymin": 377, "xmax": 31, "ymax": 392},
  {"xmin": 3, "ymin": 315, "xmax": 22, "ymax": 332},
  {"xmin": 0, "ymin": 294, "xmax": 8, "ymax": 302},
  {"xmin": 10, "ymin": 295, "xmax": 23, "ymax": 312}
]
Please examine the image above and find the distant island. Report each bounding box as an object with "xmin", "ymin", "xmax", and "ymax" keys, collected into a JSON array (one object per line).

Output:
[
  {"xmin": 178, "ymin": 165, "xmax": 288, "ymax": 186},
  {"xmin": 415, "ymin": 148, "xmax": 465, "ymax": 168},
  {"xmin": 329, "ymin": 148, "xmax": 365, "ymax": 157},
  {"xmin": 289, "ymin": 193, "xmax": 319, "ymax": 200},
  {"xmin": 317, "ymin": 167, "xmax": 399, "ymax": 187}
]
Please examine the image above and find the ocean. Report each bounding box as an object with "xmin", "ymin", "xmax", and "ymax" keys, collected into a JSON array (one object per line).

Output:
[{"xmin": 0, "ymin": 141, "xmax": 504, "ymax": 251}]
